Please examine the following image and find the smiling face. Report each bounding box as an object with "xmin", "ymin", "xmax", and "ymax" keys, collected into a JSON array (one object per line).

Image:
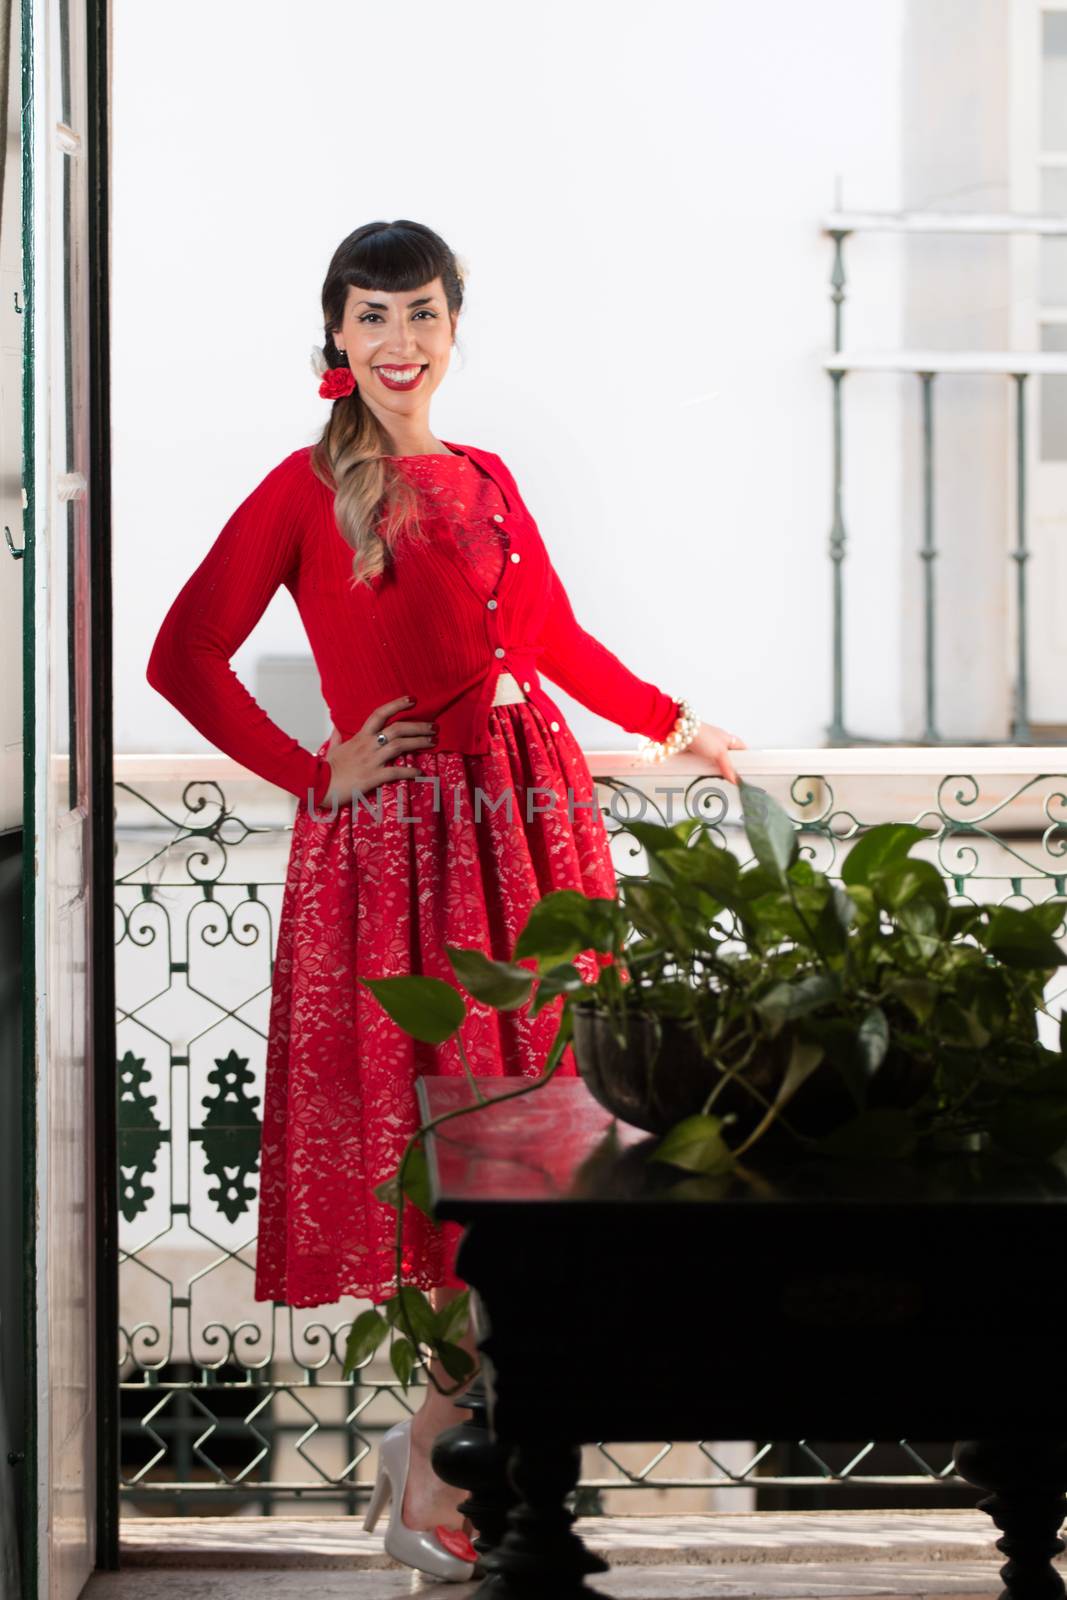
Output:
[{"xmin": 332, "ymin": 277, "xmax": 456, "ymax": 436}]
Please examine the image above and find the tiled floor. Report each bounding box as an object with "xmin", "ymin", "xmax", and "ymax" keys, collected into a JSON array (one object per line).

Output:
[
  {"xmin": 79, "ymin": 1511, "xmax": 1013, "ymax": 1597},
  {"xmin": 83, "ymin": 1566, "xmax": 1004, "ymax": 1599}
]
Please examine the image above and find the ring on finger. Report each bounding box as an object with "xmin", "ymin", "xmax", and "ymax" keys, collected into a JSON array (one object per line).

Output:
[{"xmin": 376, "ymin": 731, "xmax": 389, "ymax": 748}]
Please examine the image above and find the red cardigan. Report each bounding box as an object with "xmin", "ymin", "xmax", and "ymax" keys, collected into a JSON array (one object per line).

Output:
[{"xmin": 146, "ymin": 441, "xmax": 681, "ymax": 808}]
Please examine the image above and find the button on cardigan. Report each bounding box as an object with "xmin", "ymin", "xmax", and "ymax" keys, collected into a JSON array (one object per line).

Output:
[{"xmin": 146, "ymin": 441, "xmax": 682, "ymax": 808}]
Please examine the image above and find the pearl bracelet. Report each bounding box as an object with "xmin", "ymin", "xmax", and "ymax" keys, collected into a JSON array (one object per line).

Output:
[{"xmin": 637, "ymin": 696, "xmax": 701, "ymax": 763}]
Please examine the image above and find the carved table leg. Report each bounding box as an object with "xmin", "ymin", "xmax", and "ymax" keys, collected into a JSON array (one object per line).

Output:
[
  {"xmin": 431, "ymin": 1376, "xmax": 518, "ymax": 1562},
  {"xmin": 471, "ymin": 1438, "xmax": 611, "ymax": 1599},
  {"xmin": 955, "ymin": 1441, "xmax": 1067, "ymax": 1600}
]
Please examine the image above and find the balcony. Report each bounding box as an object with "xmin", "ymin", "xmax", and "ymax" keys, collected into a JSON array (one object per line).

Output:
[{"xmin": 111, "ymin": 742, "xmax": 1067, "ymax": 1559}]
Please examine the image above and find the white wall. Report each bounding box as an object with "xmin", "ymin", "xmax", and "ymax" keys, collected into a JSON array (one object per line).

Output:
[
  {"xmin": 112, "ymin": 0, "xmax": 906, "ymax": 760},
  {"xmin": 898, "ymin": 0, "xmax": 1014, "ymax": 741}
]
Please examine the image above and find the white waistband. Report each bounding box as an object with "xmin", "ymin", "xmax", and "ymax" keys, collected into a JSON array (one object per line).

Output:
[{"xmin": 491, "ymin": 670, "xmax": 528, "ymax": 706}]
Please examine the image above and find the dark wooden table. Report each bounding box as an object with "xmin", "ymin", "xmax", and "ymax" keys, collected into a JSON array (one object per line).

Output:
[{"xmin": 417, "ymin": 1075, "xmax": 1067, "ymax": 1599}]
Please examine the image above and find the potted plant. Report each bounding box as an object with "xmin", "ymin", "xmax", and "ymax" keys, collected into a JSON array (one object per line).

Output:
[{"xmin": 343, "ymin": 781, "xmax": 1067, "ymax": 1387}]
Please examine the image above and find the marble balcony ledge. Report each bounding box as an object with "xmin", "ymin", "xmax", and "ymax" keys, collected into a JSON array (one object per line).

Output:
[{"xmin": 113, "ymin": 746, "xmax": 1067, "ymax": 839}]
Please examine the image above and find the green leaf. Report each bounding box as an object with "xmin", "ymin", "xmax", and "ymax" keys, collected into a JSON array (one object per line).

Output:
[
  {"xmin": 433, "ymin": 1339, "xmax": 476, "ymax": 1383},
  {"xmin": 399, "ymin": 1142, "xmax": 433, "ymax": 1217},
  {"xmin": 434, "ymin": 1290, "xmax": 471, "ymax": 1345},
  {"xmin": 648, "ymin": 1113, "xmax": 734, "ymax": 1174},
  {"xmin": 843, "ymin": 883, "xmax": 877, "ymax": 925},
  {"xmin": 373, "ymin": 1173, "xmax": 402, "ymax": 1210},
  {"xmin": 930, "ymin": 996, "xmax": 984, "ymax": 1047},
  {"xmin": 569, "ymin": 1122, "xmax": 627, "ymax": 1193},
  {"xmin": 513, "ymin": 892, "xmax": 618, "ymax": 969},
  {"xmin": 358, "ymin": 975, "xmax": 467, "ymax": 1044},
  {"xmin": 657, "ymin": 845, "xmax": 718, "ymax": 891},
  {"xmin": 881, "ymin": 975, "xmax": 938, "ymax": 1025},
  {"xmin": 856, "ymin": 1005, "xmax": 890, "ymax": 1075},
  {"xmin": 745, "ymin": 891, "xmax": 812, "ymax": 948},
  {"xmin": 830, "ymin": 886, "xmax": 859, "ymax": 932},
  {"xmin": 739, "ymin": 783, "xmax": 798, "ymax": 883},
  {"xmin": 737, "ymin": 863, "xmax": 790, "ymax": 902},
  {"xmin": 782, "ymin": 1036, "xmax": 826, "ymax": 1089},
  {"xmin": 734, "ymin": 1038, "xmax": 825, "ymax": 1156},
  {"xmin": 816, "ymin": 1108, "xmax": 918, "ymax": 1159},
  {"xmin": 841, "ymin": 823, "xmax": 935, "ymax": 888},
  {"xmin": 803, "ymin": 1016, "xmax": 879, "ymax": 1108},
  {"xmin": 790, "ymin": 879, "xmax": 831, "ymax": 915},
  {"xmin": 446, "ymin": 946, "xmax": 534, "ymax": 1010},
  {"xmin": 539, "ymin": 999, "xmax": 575, "ymax": 1075},
  {"xmin": 754, "ymin": 972, "xmax": 841, "ymax": 1034},
  {"xmin": 868, "ymin": 858, "xmax": 948, "ymax": 915},
  {"xmin": 662, "ymin": 1171, "xmax": 736, "ymax": 1201},
  {"xmin": 384, "ymin": 1286, "xmax": 438, "ymax": 1346},
  {"xmin": 530, "ymin": 961, "xmax": 591, "ymax": 1018},
  {"xmin": 811, "ymin": 888, "xmax": 854, "ymax": 956},
  {"xmin": 960, "ymin": 1006, "xmax": 991, "ymax": 1050},
  {"xmin": 390, "ymin": 1336, "xmax": 417, "ymax": 1388},
  {"xmin": 655, "ymin": 838, "xmax": 748, "ymax": 915},
  {"xmin": 342, "ymin": 1309, "xmax": 389, "ymax": 1375},
  {"xmin": 618, "ymin": 879, "xmax": 678, "ymax": 937},
  {"xmin": 621, "ymin": 818, "xmax": 704, "ymax": 860},
  {"xmin": 666, "ymin": 843, "xmax": 742, "ymax": 905},
  {"xmin": 983, "ymin": 905, "xmax": 1067, "ymax": 970},
  {"xmin": 374, "ymin": 1144, "xmax": 433, "ymax": 1219},
  {"xmin": 959, "ymin": 964, "xmax": 1013, "ymax": 1037},
  {"xmin": 1028, "ymin": 899, "xmax": 1067, "ymax": 938},
  {"xmin": 944, "ymin": 903, "xmax": 984, "ymax": 939},
  {"xmin": 897, "ymin": 897, "xmax": 940, "ymax": 939}
]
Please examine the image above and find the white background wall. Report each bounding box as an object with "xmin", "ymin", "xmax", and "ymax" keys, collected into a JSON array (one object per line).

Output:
[
  {"xmin": 113, "ymin": 0, "xmax": 909, "ymax": 762},
  {"xmin": 898, "ymin": 0, "xmax": 1014, "ymax": 741}
]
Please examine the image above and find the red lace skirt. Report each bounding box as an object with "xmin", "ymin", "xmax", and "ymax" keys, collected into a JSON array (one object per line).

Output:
[{"xmin": 252, "ymin": 700, "xmax": 618, "ymax": 1309}]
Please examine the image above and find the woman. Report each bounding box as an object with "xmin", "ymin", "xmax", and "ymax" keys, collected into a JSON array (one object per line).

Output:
[{"xmin": 146, "ymin": 218, "xmax": 746, "ymax": 1580}]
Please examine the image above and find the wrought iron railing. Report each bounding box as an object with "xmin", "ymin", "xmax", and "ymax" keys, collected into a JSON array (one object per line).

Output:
[
  {"xmin": 821, "ymin": 209, "xmax": 1067, "ymax": 747},
  {"xmin": 114, "ymin": 751, "xmax": 1067, "ymax": 1515}
]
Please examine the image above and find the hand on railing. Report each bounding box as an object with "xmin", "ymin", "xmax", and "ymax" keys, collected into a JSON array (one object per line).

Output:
[{"xmin": 688, "ymin": 721, "xmax": 746, "ymax": 787}]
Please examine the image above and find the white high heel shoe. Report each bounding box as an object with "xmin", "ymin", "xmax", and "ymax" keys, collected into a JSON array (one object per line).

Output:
[{"xmin": 362, "ymin": 1417, "xmax": 478, "ymax": 1582}]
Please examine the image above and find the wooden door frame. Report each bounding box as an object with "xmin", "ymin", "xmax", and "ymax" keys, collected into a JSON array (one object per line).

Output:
[
  {"xmin": 20, "ymin": 0, "xmax": 117, "ymax": 1590},
  {"xmin": 85, "ymin": 0, "xmax": 117, "ymax": 1575},
  {"xmin": 18, "ymin": 0, "xmax": 33, "ymax": 1586}
]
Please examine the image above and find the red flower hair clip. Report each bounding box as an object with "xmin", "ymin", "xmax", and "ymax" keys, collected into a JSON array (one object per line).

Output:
[{"xmin": 319, "ymin": 366, "xmax": 357, "ymax": 401}]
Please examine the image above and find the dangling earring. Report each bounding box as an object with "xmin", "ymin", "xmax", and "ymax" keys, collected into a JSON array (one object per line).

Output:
[{"xmin": 336, "ymin": 346, "xmax": 350, "ymax": 366}]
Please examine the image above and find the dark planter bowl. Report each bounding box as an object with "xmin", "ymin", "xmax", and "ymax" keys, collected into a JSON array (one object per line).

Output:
[
  {"xmin": 571, "ymin": 1002, "xmax": 717, "ymax": 1134},
  {"xmin": 571, "ymin": 1000, "xmax": 936, "ymax": 1143}
]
